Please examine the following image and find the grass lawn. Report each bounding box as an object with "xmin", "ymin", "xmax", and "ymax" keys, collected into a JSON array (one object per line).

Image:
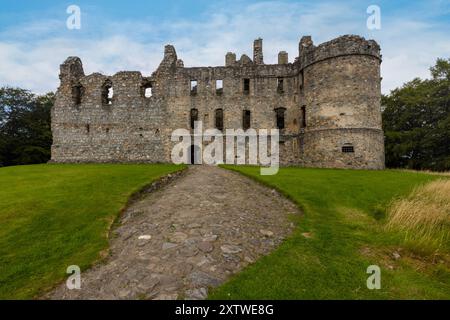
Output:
[
  {"xmin": 0, "ymin": 163, "xmax": 184, "ymax": 299},
  {"xmin": 210, "ymin": 166, "xmax": 450, "ymax": 299}
]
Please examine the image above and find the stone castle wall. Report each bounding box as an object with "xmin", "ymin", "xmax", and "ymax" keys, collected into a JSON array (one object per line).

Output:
[
  {"xmin": 51, "ymin": 35, "xmax": 385, "ymax": 169},
  {"xmin": 298, "ymin": 35, "xmax": 384, "ymax": 169}
]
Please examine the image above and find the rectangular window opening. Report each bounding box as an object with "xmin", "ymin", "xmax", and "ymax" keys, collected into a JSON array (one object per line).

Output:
[
  {"xmin": 107, "ymin": 88, "xmax": 113, "ymax": 104},
  {"xmin": 142, "ymin": 80, "xmax": 153, "ymax": 98},
  {"xmin": 301, "ymin": 106, "xmax": 306, "ymax": 128},
  {"xmin": 243, "ymin": 110, "xmax": 251, "ymax": 130},
  {"xmin": 243, "ymin": 78, "xmax": 250, "ymax": 95},
  {"xmin": 275, "ymin": 108, "xmax": 286, "ymax": 130},
  {"xmin": 102, "ymin": 80, "xmax": 113, "ymax": 105},
  {"xmin": 190, "ymin": 80, "xmax": 198, "ymax": 95},
  {"xmin": 215, "ymin": 109, "xmax": 224, "ymax": 131},
  {"xmin": 300, "ymin": 70, "xmax": 304, "ymax": 90},
  {"xmin": 277, "ymin": 78, "xmax": 284, "ymax": 94},
  {"xmin": 342, "ymin": 145, "xmax": 355, "ymax": 153},
  {"xmin": 216, "ymin": 80, "xmax": 223, "ymax": 95},
  {"xmin": 72, "ymin": 85, "xmax": 83, "ymax": 105}
]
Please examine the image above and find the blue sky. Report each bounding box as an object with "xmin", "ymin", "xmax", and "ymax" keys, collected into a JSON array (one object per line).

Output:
[{"xmin": 0, "ymin": 0, "xmax": 449, "ymax": 94}]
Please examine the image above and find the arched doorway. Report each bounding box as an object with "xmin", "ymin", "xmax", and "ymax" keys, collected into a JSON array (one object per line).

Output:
[{"xmin": 189, "ymin": 144, "xmax": 201, "ymax": 165}]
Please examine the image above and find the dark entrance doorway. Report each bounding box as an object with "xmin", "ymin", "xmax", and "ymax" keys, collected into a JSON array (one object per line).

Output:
[{"xmin": 189, "ymin": 144, "xmax": 201, "ymax": 164}]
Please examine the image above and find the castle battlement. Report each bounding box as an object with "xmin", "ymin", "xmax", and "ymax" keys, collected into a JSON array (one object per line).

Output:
[{"xmin": 299, "ymin": 35, "xmax": 381, "ymax": 69}]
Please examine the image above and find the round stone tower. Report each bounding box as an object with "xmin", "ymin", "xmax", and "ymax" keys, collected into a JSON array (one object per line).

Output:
[{"xmin": 299, "ymin": 35, "xmax": 385, "ymax": 169}]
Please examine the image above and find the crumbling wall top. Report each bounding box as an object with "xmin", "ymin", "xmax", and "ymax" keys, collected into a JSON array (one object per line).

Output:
[
  {"xmin": 59, "ymin": 56, "xmax": 84, "ymax": 81},
  {"xmin": 239, "ymin": 54, "xmax": 253, "ymax": 66},
  {"xmin": 155, "ymin": 45, "xmax": 178, "ymax": 74}
]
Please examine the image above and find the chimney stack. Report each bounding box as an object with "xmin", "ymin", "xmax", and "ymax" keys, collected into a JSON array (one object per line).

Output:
[
  {"xmin": 225, "ymin": 52, "xmax": 236, "ymax": 67},
  {"xmin": 278, "ymin": 51, "xmax": 288, "ymax": 64},
  {"xmin": 253, "ymin": 38, "xmax": 264, "ymax": 65}
]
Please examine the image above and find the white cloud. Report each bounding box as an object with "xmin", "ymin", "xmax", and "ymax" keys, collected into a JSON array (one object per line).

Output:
[{"xmin": 0, "ymin": 1, "xmax": 449, "ymax": 94}]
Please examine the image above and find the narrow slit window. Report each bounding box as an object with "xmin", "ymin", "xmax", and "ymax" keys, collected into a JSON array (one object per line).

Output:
[
  {"xmin": 301, "ymin": 106, "xmax": 306, "ymax": 128},
  {"xmin": 277, "ymin": 78, "xmax": 284, "ymax": 94},
  {"xmin": 243, "ymin": 110, "xmax": 251, "ymax": 130},
  {"xmin": 190, "ymin": 80, "xmax": 198, "ymax": 95},
  {"xmin": 215, "ymin": 109, "xmax": 224, "ymax": 131},
  {"xmin": 300, "ymin": 70, "xmax": 304, "ymax": 90},
  {"xmin": 243, "ymin": 78, "xmax": 250, "ymax": 95},
  {"xmin": 275, "ymin": 108, "xmax": 286, "ymax": 129},
  {"xmin": 216, "ymin": 80, "xmax": 223, "ymax": 95},
  {"xmin": 190, "ymin": 108, "xmax": 198, "ymax": 129},
  {"xmin": 342, "ymin": 144, "xmax": 355, "ymax": 153}
]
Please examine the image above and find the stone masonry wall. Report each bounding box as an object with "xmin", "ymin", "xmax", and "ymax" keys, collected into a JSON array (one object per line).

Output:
[
  {"xmin": 51, "ymin": 34, "xmax": 385, "ymax": 169},
  {"xmin": 298, "ymin": 35, "xmax": 384, "ymax": 169}
]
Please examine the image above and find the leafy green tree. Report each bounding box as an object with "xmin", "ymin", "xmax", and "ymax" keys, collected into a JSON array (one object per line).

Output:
[
  {"xmin": 382, "ymin": 58, "xmax": 450, "ymax": 171},
  {"xmin": 0, "ymin": 87, "xmax": 54, "ymax": 167}
]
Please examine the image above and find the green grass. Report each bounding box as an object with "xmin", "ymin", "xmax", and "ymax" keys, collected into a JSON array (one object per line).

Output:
[
  {"xmin": 210, "ymin": 166, "xmax": 450, "ymax": 300},
  {"xmin": 0, "ymin": 163, "xmax": 184, "ymax": 299}
]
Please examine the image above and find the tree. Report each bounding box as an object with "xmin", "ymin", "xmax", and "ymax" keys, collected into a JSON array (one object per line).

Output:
[
  {"xmin": 382, "ymin": 58, "xmax": 450, "ymax": 171},
  {"xmin": 0, "ymin": 87, "xmax": 54, "ymax": 167}
]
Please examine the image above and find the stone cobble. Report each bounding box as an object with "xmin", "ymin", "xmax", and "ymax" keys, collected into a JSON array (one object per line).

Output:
[{"xmin": 49, "ymin": 165, "xmax": 299, "ymax": 300}]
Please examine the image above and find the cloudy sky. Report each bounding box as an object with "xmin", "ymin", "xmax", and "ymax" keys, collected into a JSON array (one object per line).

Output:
[{"xmin": 0, "ymin": 0, "xmax": 449, "ymax": 94}]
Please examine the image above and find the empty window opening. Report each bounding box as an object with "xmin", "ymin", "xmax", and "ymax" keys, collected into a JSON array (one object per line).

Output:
[
  {"xmin": 141, "ymin": 80, "xmax": 153, "ymax": 98},
  {"xmin": 342, "ymin": 144, "xmax": 355, "ymax": 153},
  {"xmin": 275, "ymin": 108, "xmax": 286, "ymax": 130},
  {"xmin": 72, "ymin": 84, "xmax": 84, "ymax": 105},
  {"xmin": 107, "ymin": 88, "xmax": 113, "ymax": 103},
  {"xmin": 190, "ymin": 108, "xmax": 198, "ymax": 129},
  {"xmin": 243, "ymin": 78, "xmax": 250, "ymax": 94},
  {"xmin": 216, "ymin": 80, "xmax": 223, "ymax": 95},
  {"xmin": 301, "ymin": 106, "xmax": 306, "ymax": 128},
  {"xmin": 243, "ymin": 110, "xmax": 251, "ymax": 130},
  {"xmin": 277, "ymin": 78, "xmax": 284, "ymax": 94},
  {"xmin": 190, "ymin": 80, "xmax": 198, "ymax": 95},
  {"xmin": 215, "ymin": 109, "xmax": 224, "ymax": 131},
  {"xmin": 102, "ymin": 80, "xmax": 113, "ymax": 105},
  {"xmin": 106, "ymin": 128, "xmax": 110, "ymax": 134},
  {"xmin": 86, "ymin": 124, "xmax": 90, "ymax": 134}
]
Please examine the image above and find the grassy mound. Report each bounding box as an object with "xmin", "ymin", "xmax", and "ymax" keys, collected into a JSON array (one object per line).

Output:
[{"xmin": 0, "ymin": 164, "xmax": 184, "ymax": 299}]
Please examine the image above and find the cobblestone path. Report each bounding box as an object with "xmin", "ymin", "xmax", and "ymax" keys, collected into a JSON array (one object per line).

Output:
[{"xmin": 50, "ymin": 165, "xmax": 299, "ymax": 300}]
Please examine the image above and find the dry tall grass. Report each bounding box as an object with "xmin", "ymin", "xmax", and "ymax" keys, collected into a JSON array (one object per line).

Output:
[
  {"xmin": 398, "ymin": 169, "xmax": 450, "ymax": 177},
  {"xmin": 386, "ymin": 179, "xmax": 450, "ymax": 253}
]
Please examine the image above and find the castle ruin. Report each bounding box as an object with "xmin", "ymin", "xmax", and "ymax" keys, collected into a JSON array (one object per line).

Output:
[{"xmin": 51, "ymin": 35, "xmax": 385, "ymax": 169}]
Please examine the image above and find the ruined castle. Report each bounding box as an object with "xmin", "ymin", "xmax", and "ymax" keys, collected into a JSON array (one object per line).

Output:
[{"xmin": 51, "ymin": 35, "xmax": 385, "ymax": 169}]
